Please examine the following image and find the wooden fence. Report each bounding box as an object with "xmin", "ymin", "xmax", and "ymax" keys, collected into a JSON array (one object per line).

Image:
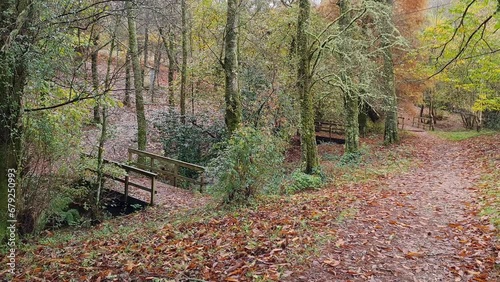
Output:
[
  {"xmin": 84, "ymin": 155, "xmax": 157, "ymax": 205},
  {"xmin": 128, "ymin": 148, "xmax": 206, "ymax": 191},
  {"xmin": 412, "ymin": 116, "xmax": 434, "ymax": 130},
  {"xmin": 398, "ymin": 117, "xmax": 405, "ymax": 130}
]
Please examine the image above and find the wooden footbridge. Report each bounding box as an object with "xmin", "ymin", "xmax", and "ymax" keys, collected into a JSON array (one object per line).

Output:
[
  {"xmin": 85, "ymin": 148, "xmax": 206, "ymax": 206},
  {"xmin": 315, "ymin": 117, "xmax": 406, "ymax": 143},
  {"xmin": 315, "ymin": 121, "xmax": 346, "ymax": 144}
]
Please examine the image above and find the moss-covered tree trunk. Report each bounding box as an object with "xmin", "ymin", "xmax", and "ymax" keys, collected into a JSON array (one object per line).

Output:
[
  {"xmin": 344, "ymin": 92, "xmax": 359, "ymax": 153},
  {"xmin": 224, "ymin": 0, "xmax": 242, "ymax": 134},
  {"xmin": 297, "ymin": 0, "xmax": 319, "ymax": 174},
  {"xmin": 0, "ymin": 0, "xmax": 32, "ymax": 238},
  {"xmin": 167, "ymin": 30, "xmax": 176, "ymax": 107},
  {"xmin": 127, "ymin": 0, "xmax": 147, "ymax": 151},
  {"xmin": 358, "ymin": 101, "xmax": 368, "ymax": 138},
  {"xmin": 180, "ymin": 0, "xmax": 188, "ymax": 123},
  {"xmin": 339, "ymin": 0, "xmax": 360, "ymax": 154},
  {"xmin": 124, "ymin": 50, "xmax": 131, "ymax": 106},
  {"xmin": 91, "ymin": 32, "xmax": 100, "ymax": 123},
  {"xmin": 142, "ymin": 24, "xmax": 149, "ymax": 87},
  {"xmin": 381, "ymin": 0, "xmax": 399, "ymax": 144}
]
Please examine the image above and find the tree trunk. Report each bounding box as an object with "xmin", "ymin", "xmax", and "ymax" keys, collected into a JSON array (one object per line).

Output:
[
  {"xmin": 167, "ymin": 31, "xmax": 176, "ymax": 107},
  {"xmin": 339, "ymin": 0, "xmax": 360, "ymax": 154},
  {"xmin": 96, "ymin": 14, "xmax": 119, "ymax": 207},
  {"xmin": 124, "ymin": 50, "xmax": 131, "ymax": 106},
  {"xmin": 344, "ymin": 92, "xmax": 359, "ymax": 153},
  {"xmin": 381, "ymin": 0, "xmax": 399, "ymax": 144},
  {"xmin": 127, "ymin": 0, "xmax": 147, "ymax": 151},
  {"xmin": 297, "ymin": 0, "xmax": 319, "ymax": 174},
  {"xmin": 148, "ymin": 44, "xmax": 161, "ymax": 102},
  {"xmin": 91, "ymin": 32, "xmax": 101, "ymax": 123},
  {"xmin": 224, "ymin": 0, "xmax": 242, "ymax": 134},
  {"xmin": 159, "ymin": 27, "xmax": 176, "ymax": 107},
  {"xmin": 0, "ymin": 0, "xmax": 32, "ymax": 239},
  {"xmin": 358, "ymin": 102, "xmax": 368, "ymax": 138},
  {"xmin": 142, "ymin": 24, "xmax": 149, "ymax": 87},
  {"xmin": 180, "ymin": 0, "xmax": 188, "ymax": 123}
]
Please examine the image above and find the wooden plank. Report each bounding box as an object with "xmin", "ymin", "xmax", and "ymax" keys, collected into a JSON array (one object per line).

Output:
[
  {"xmin": 83, "ymin": 157, "xmax": 156, "ymax": 179},
  {"xmin": 176, "ymin": 174, "xmax": 202, "ymax": 184},
  {"xmin": 131, "ymin": 161, "xmax": 201, "ymax": 185},
  {"xmin": 129, "ymin": 148, "xmax": 205, "ymax": 171},
  {"xmin": 127, "ymin": 181, "xmax": 152, "ymax": 193},
  {"xmin": 113, "ymin": 161, "xmax": 157, "ymax": 177}
]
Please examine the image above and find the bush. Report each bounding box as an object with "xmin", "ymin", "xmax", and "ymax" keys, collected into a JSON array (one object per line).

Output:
[
  {"xmin": 338, "ymin": 151, "xmax": 363, "ymax": 166},
  {"xmin": 154, "ymin": 109, "xmax": 226, "ymax": 170},
  {"xmin": 283, "ymin": 170, "xmax": 324, "ymax": 194},
  {"xmin": 36, "ymin": 180, "xmax": 90, "ymax": 231},
  {"xmin": 207, "ymin": 127, "xmax": 285, "ymax": 205},
  {"xmin": 366, "ymin": 120, "xmax": 385, "ymax": 135}
]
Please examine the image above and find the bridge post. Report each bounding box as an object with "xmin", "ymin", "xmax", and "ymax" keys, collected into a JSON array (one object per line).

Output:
[
  {"xmin": 124, "ymin": 175, "xmax": 129, "ymax": 204},
  {"xmin": 150, "ymin": 177, "xmax": 155, "ymax": 205}
]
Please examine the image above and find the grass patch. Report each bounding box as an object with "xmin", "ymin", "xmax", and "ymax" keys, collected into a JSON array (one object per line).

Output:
[
  {"xmin": 432, "ymin": 130, "xmax": 497, "ymax": 141},
  {"xmin": 321, "ymin": 142, "xmax": 414, "ymax": 186}
]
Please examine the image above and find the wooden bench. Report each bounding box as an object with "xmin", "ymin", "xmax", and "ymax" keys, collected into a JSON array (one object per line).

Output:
[{"xmin": 128, "ymin": 148, "xmax": 206, "ymax": 191}]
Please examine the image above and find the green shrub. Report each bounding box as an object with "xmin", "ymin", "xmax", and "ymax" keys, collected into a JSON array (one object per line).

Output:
[
  {"xmin": 38, "ymin": 181, "xmax": 90, "ymax": 230},
  {"xmin": 338, "ymin": 151, "xmax": 362, "ymax": 166},
  {"xmin": 154, "ymin": 109, "xmax": 226, "ymax": 166},
  {"xmin": 366, "ymin": 120, "xmax": 384, "ymax": 135},
  {"xmin": 207, "ymin": 127, "xmax": 285, "ymax": 205},
  {"xmin": 284, "ymin": 170, "xmax": 324, "ymax": 194}
]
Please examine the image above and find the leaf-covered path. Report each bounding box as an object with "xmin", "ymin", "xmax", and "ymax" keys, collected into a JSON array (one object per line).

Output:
[{"xmin": 289, "ymin": 131, "xmax": 499, "ymax": 281}]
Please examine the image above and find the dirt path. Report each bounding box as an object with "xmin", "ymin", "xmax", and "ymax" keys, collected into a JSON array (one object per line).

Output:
[{"xmin": 289, "ymin": 131, "xmax": 498, "ymax": 281}]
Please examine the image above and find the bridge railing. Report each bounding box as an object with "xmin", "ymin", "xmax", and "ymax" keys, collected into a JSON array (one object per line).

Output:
[
  {"xmin": 83, "ymin": 154, "xmax": 157, "ymax": 205},
  {"xmin": 412, "ymin": 116, "xmax": 434, "ymax": 131},
  {"xmin": 128, "ymin": 148, "xmax": 206, "ymax": 191}
]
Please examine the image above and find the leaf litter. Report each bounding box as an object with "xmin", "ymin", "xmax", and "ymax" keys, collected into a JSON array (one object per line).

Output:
[{"xmin": 3, "ymin": 131, "xmax": 499, "ymax": 281}]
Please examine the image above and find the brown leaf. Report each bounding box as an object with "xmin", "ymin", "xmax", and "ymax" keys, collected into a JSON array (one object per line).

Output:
[
  {"xmin": 335, "ymin": 239, "xmax": 345, "ymax": 247},
  {"xmin": 405, "ymin": 251, "xmax": 425, "ymax": 259},
  {"xmin": 323, "ymin": 259, "xmax": 340, "ymax": 267}
]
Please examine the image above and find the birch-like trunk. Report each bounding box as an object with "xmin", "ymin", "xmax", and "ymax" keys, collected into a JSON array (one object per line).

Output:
[
  {"xmin": 224, "ymin": 0, "xmax": 242, "ymax": 134},
  {"xmin": 127, "ymin": 0, "xmax": 147, "ymax": 151}
]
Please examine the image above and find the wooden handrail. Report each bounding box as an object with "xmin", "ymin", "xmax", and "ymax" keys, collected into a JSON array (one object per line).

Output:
[
  {"xmin": 128, "ymin": 148, "xmax": 205, "ymax": 171},
  {"xmin": 128, "ymin": 148, "xmax": 206, "ymax": 191},
  {"xmin": 101, "ymin": 158, "xmax": 158, "ymax": 177},
  {"xmin": 82, "ymin": 154, "xmax": 157, "ymax": 205}
]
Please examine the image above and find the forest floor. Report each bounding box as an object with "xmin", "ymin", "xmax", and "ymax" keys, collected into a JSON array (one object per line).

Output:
[{"xmin": 4, "ymin": 128, "xmax": 498, "ymax": 281}]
